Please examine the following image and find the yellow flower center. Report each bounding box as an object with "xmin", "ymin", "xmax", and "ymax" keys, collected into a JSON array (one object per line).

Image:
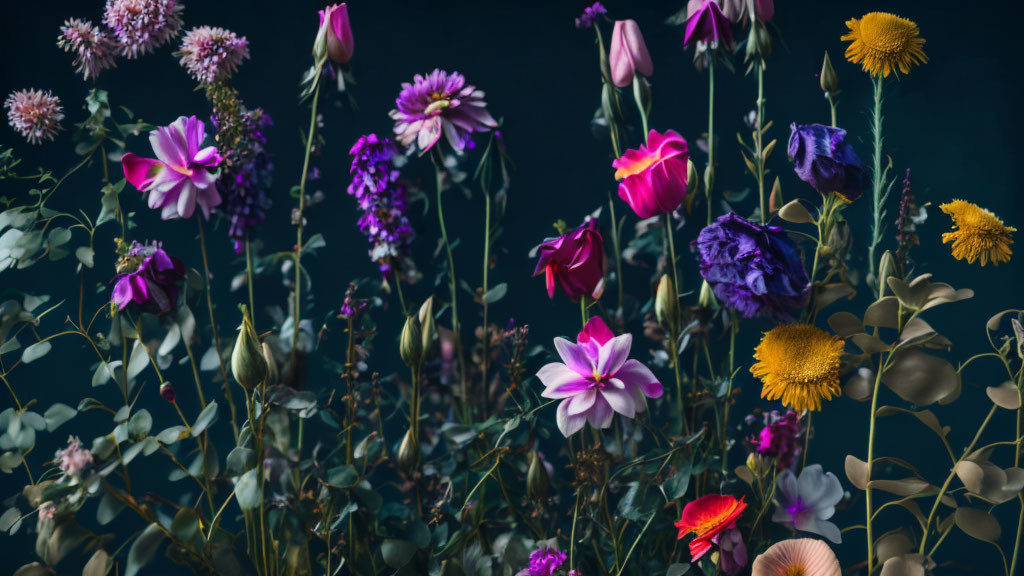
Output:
[
  {"xmin": 857, "ymin": 13, "xmax": 916, "ymax": 57},
  {"xmin": 785, "ymin": 566, "xmax": 806, "ymax": 576}
]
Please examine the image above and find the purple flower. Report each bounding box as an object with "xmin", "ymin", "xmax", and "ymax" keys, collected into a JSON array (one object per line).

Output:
[
  {"xmin": 348, "ymin": 134, "xmax": 414, "ymax": 276},
  {"xmin": 103, "ymin": 0, "xmax": 183, "ymax": 58},
  {"xmin": 788, "ymin": 123, "xmax": 867, "ymax": 201},
  {"xmin": 715, "ymin": 527, "xmax": 748, "ymax": 576},
  {"xmin": 178, "ymin": 26, "xmax": 250, "ymax": 84},
  {"xmin": 112, "ymin": 241, "xmax": 185, "ymax": 315},
  {"xmin": 122, "ymin": 115, "xmax": 223, "ymax": 220},
  {"xmin": 55, "ymin": 436, "xmax": 93, "ymax": 478},
  {"xmin": 213, "ymin": 107, "xmax": 273, "ymax": 254},
  {"xmin": 575, "ymin": 2, "xmax": 607, "ymax": 29},
  {"xmin": 516, "ymin": 547, "xmax": 567, "ymax": 576},
  {"xmin": 752, "ymin": 410, "xmax": 802, "ymax": 469},
  {"xmin": 57, "ymin": 19, "xmax": 118, "ymax": 81},
  {"xmin": 685, "ymin": 0, "xmax": 733, "ymax": 49},
  {"xmin": 772, "ymin": 464, "xmax": 844, "ymax": 544},
  {"xmin": 537, "ymin": 317, "xmax": 663, "ymax": 437},
  {"xmin": 695, "ymin": 212, "xmax": 809, "ymax": 321},
  {"xmin": 389, "ymin": 69, "xmax": 497, "ymax": 154},
  {"xmin": 5, "ymin": 89, "xmax": 64, "ymax": 145}
]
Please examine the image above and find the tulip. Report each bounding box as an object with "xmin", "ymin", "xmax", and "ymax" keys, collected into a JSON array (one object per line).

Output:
[
  {"xmin": 684, "ymin": 0, "xmax": 734, "ymax": 49},
  {"xmin": 532, "ymin": 220, "xmax": 605, "ymax": 301},
  {"xmin": 317, "ymin": 3, "xmax": 353, "ymax": 65},
  {"xmin": 609, "ymin": 20, "xmax": 653, "ymax": 88},
  {"xmin": 612, "ymin": 129, "xmax": 689, "ymax": 218}
]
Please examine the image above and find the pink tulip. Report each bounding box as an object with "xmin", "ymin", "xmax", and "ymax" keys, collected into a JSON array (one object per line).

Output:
[
  {"xmin": 612, "ymin": 129, "xmax": 689, "ymax": 218},
  {"xmin": 609, "ymin": 20, "xmax": 653, "ymax": 88},
  {"xmin": 318, "ymin": 3, "xmax": 353, "ymax": 64}
]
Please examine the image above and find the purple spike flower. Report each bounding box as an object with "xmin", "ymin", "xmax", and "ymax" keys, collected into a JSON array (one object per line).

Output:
[
  {"xmin": 390, "ymin": 69, "xmax": 497, "ymax": 154},
  {"xmin": 347, "ymin": 134, "xmax": 414, "ymax": 276},
  {"xmin": 575, "ymin": 2, "xmax": 607, "ymax": 29},
  {"xmin": 213, "ymin": 108, "xmax": 273, "ymax": 254}
]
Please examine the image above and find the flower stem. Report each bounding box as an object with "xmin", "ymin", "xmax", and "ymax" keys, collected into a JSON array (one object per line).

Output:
[
  {"xmin": 291, "ymin": 78, "xmax": 323, "ymax": 361},
  {"xmin": 706, "ymin": 58, "xmax": 716, "ymax": 226},
  {"xmin": 197, "ymin": 215, "xmax": 239, "ymax": 441},
  {"xmin": 664, "ymin": 213, "xmax": 687, "ymax": 433},
  {"xmin": 481, "ymin": 186, "xmax": 491, "ymax": 416},
  {"xmin": 867, "ymin": 76, "xmax": 885, "ymax": 294},
  {"xmin": 864, "ymin": 349, "xmax": 892, "ymax": 575},
  {"xmin": 245, "ymin": 239, "xmax": 256, "ymax": 315}
]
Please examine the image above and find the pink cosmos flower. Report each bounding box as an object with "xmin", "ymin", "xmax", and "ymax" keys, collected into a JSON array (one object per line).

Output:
[
  {"xmin": 612, "ymin": 129, "xmax": 689, "ymax": 218},
  {"xmin": 122, "ymin": 115, "xmax": 223, "ymax": 219},
  {"xmin": 531, "ymin": 219, "xmax": 605, "ymax": 301},
  {"xmin": 537, "ymin": 317, "xmax": 663, "ymax": 437},
  {"xmin": 609, "ymin": 20, "xmax": 653, "ymax": 88},
  {"xmin": 685, "ymin": 0, "xmax": 734, "ymax": 49},
  {"xmin": 318, "ymin": 3, "xmax": 354, "ymax": 64}
]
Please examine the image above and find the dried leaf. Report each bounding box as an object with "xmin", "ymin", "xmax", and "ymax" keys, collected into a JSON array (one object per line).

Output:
[
  {"xmin": 881, "ymin": 349, "xmax": 959, "ymax": 406},
  {"xmin": 986, "ymin": 309, "xmax": 1020, "ymax": 332},
  {"xmin": 897, "ymin": 318, "xmax": 938, "ymax": 348},
  {"xmin": 844, "ymin": 367, "xmax": 874, "ymax": 402},
  {"xmin": 955, "ymin": 507, "xmax": 1001, "ymax": 542},
  {"xmin": 869, "ymin": 477, "xmax": 932, "ymax": 497},
  {"xmin": 815, "ymin": 283, "xmax": 855, "ymax": 312},
  {"xmin": 875, "ymin": 406, "xmax": 949, "ymax": 440},
  {"xmin": 864, "ymin": 297, "xmax": 900, "ymax": 329},
  {"xmin": 828, "ymin": 311, "xmax": 863, "ymax": 338},
  {"xmin": 852, "ymin": 333, "xmax": 891, "ymax": 355},
  {"xmin": 876, "ymin": 531, "xmax": 914, "ymax": 567},
  {"xmin": 880, "ymin": 556, "xmax": 925, "ymax": 576},
  {"xmin": 845, "ymin": 455, "xmax": 869, "ymax": 490},
  {"xmin": 986, "ymin": 381, "xmax": 1021, "ymax": 410}
]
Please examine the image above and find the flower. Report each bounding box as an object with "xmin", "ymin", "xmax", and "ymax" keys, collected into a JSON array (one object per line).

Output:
[
  {"xmin": 213, "ymin": 106, "xmax": 273, "ymax": 253},
  {"xmin": 787, "ymin": 123, "xmax": 867, "ymax": 201},
  {"xmin": 612, "ymin": 129, "xmax": 689, "ymax": 218},
  {"xmin": 532, "ymin": 219, "xmax": 605, "ymax": 301},
  {"xmin": 717, "ymin": 527, "xmax": 749, "ymax": 576},
  {"xmin": 57, "ymin": 19, "xmax": 118, "ymax": 81},
  {"xmin": 751, "ymin": 539, "xmax": 841, "ymax": 576},
  {"xmin": 5, "ymin": 89, "xmax": 64, "ymax": 145},
  {"xmin": 674, "ymin": 494, "xmax": 748, "ymax": 561},
  {"xmin": 940, "ymin": 200, "xmax": 1015, "ymax": 266},
  {"xmin": 55, "ymin": 436, "xmax": 93, "ymax": 477},
  {"xmin": 112, "ymin": 241, "xmax": 186, "ymax": 315},
  {"xmin": 752, "ymin": 410, "xmax": 802, "ymax": 469},
  {"xmin": 318, "ymin": 3, "xmax": 354, "ymax": 64},
  {"xmin": 103, "ymin": 0, "xmax": 184, "ymax": 58},
  {"xmin": 38, "ymin": 502, "xmax": 56, "ymax": 521},
  {"xmin": 390, "ymin": 69, "xmax": 498, "ymax": 154},
  {"xmin": 515, "ymin": 547, "xmax": 567, "ymax": 576},
  {"xmin": 695, "ymin": 212, "xmax": 810, "ymax": 320},
  {"xmin": 537, "ymin": 316, "xmax": 663, "ymax": 437},
  {"xmin": 178, "ymin": 26, "xmax": 249, "ymax": 84},
  {"xmin": 348, "ymin": 134, "xmax": 414, "ymax": 276},
  {"xmin": 685, "ymin": 0, "xmax": 733, "ymax": 49},
  {"xmin": 609, "ymin": 20, "xmax": 653, "ymax": 88},
  {"xmin": 751, "ymin": 325, "xmax": 842, "ymax": 413},
  {"xmin": 122, "ymin": 115, "xmax": 223, "ymax": 219},
  {"xmin": 772, "ymin": 464, "xmax": 844, "ymax": 543},
  {"xmin": 575, "ymin": 2, "xmax": 607, "ymax": 29},
  {"xmin": 841, "ymin": 12, "xmax": 927, "ymax": 78}
]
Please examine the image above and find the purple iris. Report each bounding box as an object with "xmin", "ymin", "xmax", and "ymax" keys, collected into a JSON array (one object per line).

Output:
[{"xmin": 788, "ymin": 123, "xmax": 867, "ymax": 201}]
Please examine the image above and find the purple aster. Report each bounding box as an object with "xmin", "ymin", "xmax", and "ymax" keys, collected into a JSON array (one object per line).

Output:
[
  {"xmin": 212, "ymin": 107, "xmax": 273, "ymax": 254},
  {"xmin": 4, "ymin": 89, "xmax": 64, "ymax": 145},
  {"xmin": 103, "ymin": 0, "xmax": 183, "ymax": 58},
  {"xmin": 772, "ymin": 464, "xmax": 844, "ymax": 544},
  {"xmin": 57, "ymin": 19, "xmax": 118, "ymax": 81},
  {"xmin": 788, "ymin": 123, "xmax": 867, "ymax": 201},
  {"xmin": 347, "ymin": 134, "xmax": 414, "ymax": 276},
  {"xmin": 751, "ymin": 410, "xmax": 802, "ymax": 469},
  {"xmin": 695, "ymin": 212, "xmax": 809, "ymax": 321},
  {"xmin": 178, "ymin": 26, "xmax": 250, "ymax": 84},
  {"xmin": 111, "ymin": 240, "xmax": 185, "ymax": 315},
  {"xmin": 515, "ymin": 547, "xmax": 567, "ymax": 576},
  {"xmin": 575, "ymin": 2, "xmax": 607, "ymax": 29},
  {"xmin": 389, "ymin": 69, "xmax": 497, "ymax": 154},
  {"xmin": 537, "ymin": 317, "xmax": 663, "ymax": 437}
]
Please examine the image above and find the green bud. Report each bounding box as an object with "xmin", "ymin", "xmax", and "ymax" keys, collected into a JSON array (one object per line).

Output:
[
  {"xmin": 686, "ymin": 159, "xmax": 699, "ymax": 197},
  {"xmin": 231, "ymin": 307, "xmax": 267, "ymax": 393},
  {"xmin": 397, "ymin": 427, "xmax": 420, "ymax": 475},
  {"xmin": 698, "ymin": 279, "xmax": 718, "ymax": 310},
  {"xmin": 820, "ymin": 51, "xmax": 838, "ymax": 95},
  {"xmin": 877, "ymin": 250, "xmax": 896, "ymax": 297},
  {"xmin": 418, "ymin": 297, "xmax": 437, "ymax": 360},
  {"xmin": 262, "ymin": 342, "xmax": 279, "ymax": 388},
  {"xmin": 400, "ymin": 315, "xmax": 422, "ymax": 368},
  {"xmin": 655, "ymin": 274, "xmax": 679, "ymax": 330},
  {"xmin": 526, "ymin": 451, "xmax": 549, "ymax": 503},
  {"xmin": 1011, "ymin": 318, "xmax": 1024, "ymax": 360}
]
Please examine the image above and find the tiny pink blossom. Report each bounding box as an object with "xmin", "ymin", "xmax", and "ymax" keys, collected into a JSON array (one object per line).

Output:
[
  {"xmin": 55, "ymin": 436, "xmax": 93, "ymax": 477},
  {"xmin": 5, "ymin": 89, "xmax": 64, "ymax": 145}
]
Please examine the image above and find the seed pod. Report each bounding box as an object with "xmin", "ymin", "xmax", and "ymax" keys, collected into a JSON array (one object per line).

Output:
[
  {"xmin": 526, "ymin": 451, "xmax": 549, "ymax": 503},
  {"xmin": 418, "ymin": 297, "xmax": 437, "ymax": 360},
  {"xmin": 400, "ymin": 315, "xmax": 422, "ymax": 368},
  {"xmin": 655, "ymin": 274, "xmax": 679, "ymax": 329},
  {"xmin": 397, "ymin": 427, "xmax": 420, "ymax": 475},
  {"xmin": 231, "ymin": 307, "xmax": 267, "ymax": 393}
]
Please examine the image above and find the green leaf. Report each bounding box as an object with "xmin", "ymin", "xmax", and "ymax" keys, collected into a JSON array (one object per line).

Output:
[
  {"xmin": 125, "ymin": 523, "xmax": 165, "ymax": 576},
  {"xmin": 171, "ymin": 508, "xmax": 200, "ymax": 542},
  {"xmin": 20, "ymin": 341, "xmax": 51, "ymax": 364},
  {"xmin": 96, "ymin": 491, "xmax": 125, "ymax": 525},
  {"xmin": 75, "ymin": 246, "xmax": 95, "ymax": 269},
  {"xmin": 667, "ymin": 564, "xmax": 692, "ymax": 576},
  {"xmin": 156, "ymin": 426, "xmax": 187, "ymax": 445},
  {"xmin": 381, "ymin": 539, "xmax": 417, "ymax": 569},
  {"xmin": 482, "ymin": 283, "xmax": 508, "ymax": 304},
  {"xmin": 191, "ymin": 401, "xmax": 218, "ymax": 436},
  {"xmin": 235, "ymin": 468, "xmax": 261, "ymax": 510},
  {"xmin": 43, "ymin": 403, "xmax": 76, "ymax": 431},
  {"xmin": 128, "ymin": 409, "xmax": 152, "ymax": 437}
]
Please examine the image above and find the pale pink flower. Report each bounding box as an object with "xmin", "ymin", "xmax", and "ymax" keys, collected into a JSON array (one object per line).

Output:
[
  {"xmin": 4, "ymin": 89, "xmax": 64, "ymax": 145},
  {"xmin": 55, "ymin": 436, "xmax": 93, "ymax": 477}
]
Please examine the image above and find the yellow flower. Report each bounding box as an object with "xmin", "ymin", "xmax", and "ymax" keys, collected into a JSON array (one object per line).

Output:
[
  {"xmin": 841, "ymin": 12, "xmax": 927, "ymax": 77},
  {"xmin": 940, "ymin": 200, "xmax": 1015, "ymax": 266},
  {"xmin": 751, "ymin": 325, "xmax": 843, "ymax": 412}
]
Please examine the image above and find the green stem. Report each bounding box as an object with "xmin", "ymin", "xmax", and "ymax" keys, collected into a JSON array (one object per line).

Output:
[
  {"xmin": 867, "ymin": 76, "xmax": 885, "ymax": 294},
  {"xmin": 197, "ymin": 216, "xmax": 239, "ymax": 441},
  {"xmin": 706, "ymin": 58, "xmax": 716, "ymax": 225},
  {"xmin": 291, "ymin": 77, "xmax": 323, "ymax": 359},
  {"xmin": 828, "ymin": 93, "xmax": 838, "ymax": 127},
  {"xmin": 608, "ymin": 193, "xmax": 624, "ymax": 312},
  {"xmin": 755, "ymin": 62, "xmax": 767, "ymax": 223},
  {"xmin": 1010, "ymin": 494, "xmax": 1023, "ymax": 576},
  {"xmin": 481, "ymin": 187, "xmax": 491, "ymax": 416},
  {"xmin": 245, "ymin": 239, "xmax": 256, "ymax": 315},
  {"xmin": 865, "ymin": 350, "xmax": 891, "ymax": 575},
  {"xmin": 664, "ymin": 213, "xmax": 687, "ymax": 433}
]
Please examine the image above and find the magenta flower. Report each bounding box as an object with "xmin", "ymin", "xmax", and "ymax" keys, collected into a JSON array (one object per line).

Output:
[
  {"xmin": 103, "ymin": 0, "xmax": 183, "ymax": 58},
  {"xmin": 4, "ymin": 89, "xmax": 64, "ymax": 145},
  {"xmin": 57, "ymin": 19, "xmax": 118, "ymax": 81},
  {"xmin": 122, "ymin": 115, "xmax": 223, "ymax": 219},
  {"xmin": 537, "ymin": 317, "xmax": 663, "ymax": 437},
  {"xmin": 318, "ymin": 3, "xmax": 354, "ymax": 64},
  {"xmin": 752, "ymin": 410, "xmax": 802, "ymax": 469},
  {"xmin": 613, "ymin": 129, "xmax": 689, "ymax": 218},
  {"xmin": 575, "ymin": 2, "xmax": 607, "ymax": 29},
  {"xmin": 609, "ymin": 20, "xmax": 653, "ymax": 88},
  {"xmin": 685, "ymin": 0, "xmax": 733, "ymax": 49},
  {"xmin": 178, "ymin": 26, "xmax": 250, "ymax": 84},
  {"xmin": 516, "ymin": 547, "xmax": 567, "ymax": 576},
  {"xmin": 390, "ymin": 69, "xmax": 498, "ymax": 154},
  {"xmin": 532, "ymin": 219, "xmax": 605, "ymax": 301},
  {"xmin": 112, "ymin": 241, "xmax": 185, "ymax": 315}
]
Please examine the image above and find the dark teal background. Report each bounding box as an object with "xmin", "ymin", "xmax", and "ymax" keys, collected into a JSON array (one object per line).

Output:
[{"xmin": 2, "ymin": 1, "xmax": 1022, "ymax": 574}]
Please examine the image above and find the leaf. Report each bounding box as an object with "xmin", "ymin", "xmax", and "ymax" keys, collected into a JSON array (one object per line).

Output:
[
  {"xmin": 666, "ymin": 563, "xmax": 692, "ymax": 576},
  {"xmin": 125, "ymin": 523, "xmax": 165, "ymax": 576},
  {"xmin": 381, "ymin": 539, "xmax": 417, "ymax": 569},
  {"xmin": 96, "ymin": 491, "xmax": 125, "ymax": 525},
  {"xmin": 845, "ymin": 455, "xmax": 869, "ymax": 490},
  {"xmin": 126, "ymin": 341, "xmax": 149, "ymax": 380},
  {"xmin": 828, "ymin": 312, "xmax": 863, "ymax": 337},
  {"xmin": 46, "ymin": 520, "xmax": 89, "ymax": 565},
  {"xmin": 83, "ymin": 549, "xmax": 111, "ymax": 576},
  {"xmin": 852, "ymin": 333, "xmax": 891, "ymax": 355},
  {"xmin": 778, "ymin": 200, "xmax": 814, "ymax": 224},
  {"xmin": 43, "ymin": 403, "xmax": 76, "ymax": 431},
  {"xmin": 986, "ymin": 309, "xmax": 1020, "ymax": 332},
  {"xmin": 879, "ymin": 556, "xmax": 925, "ymax": 576},
  {"xmin": 12, "ymin": 563, "xmax": 49, "ymax": 576},
  {"xmin": 128, "ymin": 409, "xmax": 152, "ymax": 437},
  {"xmin": 954, "ymin": 507, "xmax": 1001, "ymax": 542},
  {"xmin": 986, "ymin": 381, "xmax": 1021, "ymax": 410},
  {"xmin": 191, "ymin": 401, "xmax": 218, "ymax": 437},
  {"xmin": 75, "ymin": 246, "xmax": 95, "ymax": 269},
  {"xmin": 21, "ymin": 341, "xmax": 51, "ymax": 364},
  {"xmin": 482, "ymin": 283, "xmax": 508, "ymax": 304},
  {"xmin": 0, "ymin": 507, "xmax": 21, "ymax": 534},
  {"xmin": 875, "ymin": 407, "xmax": 949, "ymax": 441},
  {"xmin": 875, "ymin": 530, "xmax": 914, "ymax": 566},
  {"xmin": 881, "ymin": 350, "xmax": 959, "ymax": 406},
  {"xmin": 864, "ymin": 296, "xmax": 900, "ymax": 329},
  {"xmin": 897, "ymin": 318, "xmax": 938, "ymax": 348},
  {"xmin": 235, "ymin": 469, "xmax": 261, "ymax": 510},
  {"xmin": 170, "ymin": 508, "xmax": 201, "ymax": 542},
  {"xmin": 843, "ymin": 367, "xmax": 874, "ymax": 402},
  {"xmin": 156, "ymin": 426, "xmax": 187, "ymax": 445},
  {"xmin": 868, "ymin": 478, "xmax": 932, "ymax": 497}
]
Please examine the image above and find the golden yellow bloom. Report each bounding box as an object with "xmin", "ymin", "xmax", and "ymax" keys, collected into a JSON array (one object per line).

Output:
[
  {"xmin": 841, "ymin": 12, "xmax": 927, "ymax": 77},
  {"xmin": 751, "ymin": 325, "xmax": 843, "ymax": 412},
  {"xmin": 940, "ymin": 200, "xmax": 1015, "ymax": 266}
]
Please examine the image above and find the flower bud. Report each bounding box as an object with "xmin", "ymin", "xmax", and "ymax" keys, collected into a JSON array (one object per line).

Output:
[
  {"xmin": 686, "ymin": 159, "xmax": 699, "ymax": 197},
  {"xmin": 655, "ymin": 274, "xmax": 679, "ymax": 329},
  {"xmin": 610, "ymin": 20, "xmax": 653, "ymax": 88},
  {"xmin": 820, "ymin": 51, "xmax": 838, "ymax": 96},
  {"xmin": 397, "ymin": 427, "xmax": 420, "ymax": 475},
  {"xmin": 1011, "ymin": 318, "xmax": 1024, "ymax": 360},
  {"xmin": 526, "ymin": 451, "xmax": 549, "ymax": 503},
  {"xmin": 262, "ymin": 342, "xmax": 279, "ymax": 388},
  {"xmin": 159, "ymin": 381, "xmax": 176, "ymax": 402},
  {"xmin": 231, "ymin": 307, "xmax": 267, "ymax": 393},
  {"xmin": 400, "ymin": 315, "xmax": 422, "ymax": 368},
  {"xmin": 698, "ymin": 279, "xmax": 717, "ymax": 309},
  {"xmin": 318, "ymin": 3, "xmax": 354, "ymax": 65},
  {"xmin": 877, "ymin": 250, "xmax": 896, "ymax": 297},
  {"xmin": 418, "ymin": 297, "xmax": 437, "ymax": 360}
]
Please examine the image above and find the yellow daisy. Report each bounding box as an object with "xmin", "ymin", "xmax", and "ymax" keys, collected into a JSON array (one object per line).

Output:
[
  {"xmin": 751, "ymin": 325, "xmax": 843, "ymax": 412},
  {"xmin": 940, "ymin": 200, "xmax": 1015, "ymax": 266},
  {"xmin": 841, "ymin": 12, "xmax": 927, "ymax": 77}
]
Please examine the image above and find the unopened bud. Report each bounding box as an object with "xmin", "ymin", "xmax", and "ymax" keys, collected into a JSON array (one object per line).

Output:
[
  {"xmin": 877, "ymin": 250, "xmax": 896, "ymax": 297},
  {"xmin": 526, "ymin": 451, "xmax": 549, "ymax": 503},
  {"xmin": 397, "ymin": 427, "xmax": 420, "ymax": 475},
  {"xmin": 768, "ymin": 176, "xmax": 783, "ymax": 214},
  {"xmin": 746, "ymin": 452, "xmax": 771, "ymax": 479},
  {"xmin": 312, "ymin": 17, "xmax": 329, "ymax": 62},
  {"xmin": 418, "ymin": 297, "xmax": 437, "ymax": 360},
  {"xmin": 686, "ymin": 159, "xmax": 699, "ymax": 196},
  {"xmin": 655, "ymin": 274, "xmax": 679, "ymax": 329},
  {"xmin": 400, "ymin": 315, "xmax": 422, "ymax": 368},
  {"xmin": 698, "ymin": 279, "xmax": 717, "ymax": 309},
  {"xmin": 231, "ymin": 307, "xmax": 267, "ymax": 393},
  {"xmin": 820, "ymin": 51, "xmax": 838, "ymax": 95},
  {"xmin": 262, "ymin": 342, "xmax": 279, "ymax": 388},
  {"xmin": 159, "ymin": 382, "xmax": 176, "ymax": 402}
]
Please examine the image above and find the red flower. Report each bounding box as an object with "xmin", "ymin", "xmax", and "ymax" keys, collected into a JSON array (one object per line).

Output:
[{"xmin": 675, "ymin": 494, "xmax": 747, "ymax": 561}]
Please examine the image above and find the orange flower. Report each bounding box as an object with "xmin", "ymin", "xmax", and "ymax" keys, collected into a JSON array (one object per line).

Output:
[{"xmin": 674, "ymin": 494, "xmax": 747, "ymax": 561}]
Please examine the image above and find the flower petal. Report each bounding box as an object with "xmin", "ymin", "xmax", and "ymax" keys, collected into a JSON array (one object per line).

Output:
[
  {"xmin": 597, "ymin": 333, "xmax": 632, "ymax": 377},
  {"xmin": 556, "ymin": 399, "xmax": 587, "ymax": 437},
  {"xmin": 554, "ymin": 337, "xmax": 595, "ymax": 377},
  {"xmin": 600, "ymin": 387, "xmax": 637, "ymax": 419},
  {"xmin": 616, "ymin": 359, "xmax": 663, "ymax": 398}
]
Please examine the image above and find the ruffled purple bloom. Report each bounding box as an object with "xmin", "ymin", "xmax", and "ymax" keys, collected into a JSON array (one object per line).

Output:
[
  {"xmin": 515, "ymin": 547, "xmax": 567, "ymax": 576},
  {"xmin": 772, "ymin": 464, "xmax": 844, "ymax": 544},
  {"xmin": 788, "ymin": 123, "xmax": 867, "ymax": 201},
  {"xmin": 213, "ymin": 108, "xmax": 273, "ymax": 254},
  {"xmin": 348, "ymin": 134, "xmax": 414, "ymax": 275},
  {"xmin": 575, "ymin": 2, "xmax": 607, "ymax": 29},
  {"xmin": 389, "ymin": 69, "xmax": 497, "ymax": 154},
  {"xmin": 537, "ymin": 317, "xmax": 663, "ymax": 437},
  {"xmin": 111, "ymin": 241, "xmax": 185, "ymax": 315},
  {"xmin": 695, "ymin": 212, "xmax": 809, "ymax": 321},
  {"xmin": 752, "ymin": 410, "xmax": 802, "ymax": 469}
]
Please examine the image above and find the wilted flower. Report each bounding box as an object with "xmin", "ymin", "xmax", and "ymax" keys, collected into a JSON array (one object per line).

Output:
[
  {"xmin": 609, "ymin": 20, "xmax": 653, "ymax": 88},
  {"xmin": 751, "ymin": 325, "xmax": 842, "ymax": 413},
  {"xmin": 178, "ymin": 26, "xmax": 249, "ymax": 84},
  {"xmin": 318, "ymin": 3, "xmax": 354, "ymax": 64},
  {"xmin": 532, "ymin": 219, "xmax": 605, "ymax": 301},
  {"xmin": 675, "ymin": 494, "xmax": 747, "ymax": 561},
  {"xmin": 4, "ymin": 89, "xmax": 64, "ymax": 145},
  {"xmin": 348, "ymin": 134, "xmax": 414, "ymax": 276},
  {"xmin": 940, "ymin": 200, "xmax": 1015, "ymax": 266},
  {"xmin": 695, "ymin": 212, "xmax": 809, "ymax": 320},
  {"xmin": 613, "ymin": 129, "xmax": 689, "ymax": 218},
  {"xmin": 788, "ymin": 123, "xmax": 867, "ymax": 201},
  {"xmin": 717, "ymin": 527, "xmax": 749, "ymax": 576},
  {"xmin": 112, "ymin": 241, "xmax": 186, "ymax": 315},
  {"xmin": 772, "ymin": 465, "xmax": 844, "ymax": 543},
  {"xmin": 684, "ymin": 0, "xmax": 733, "ymax": 49},
  {"xmin": 751, "ymin": 538, "xmax": 841, "ymax": 576},
  {"xmin": 537, "ymin": 317, "xmax": 663, "ymax": 437},
  {"xmin": 515, "ymin": 547, "xmax": 566, "ymax": 576},
  {"xmin": 57, "ymin": 19, "xmax": 118, "ymax": 81},
  {"xmin": 575, "ymin": 2, "xmax": 607, "ymax": 29},
  {"xmin": 55, "ymin": 436, "xmax": 93, "ymax": 478},
  {"xmin": 103, "ymin": 0, "xmax": 184, "ymax": 58},
  {"xmin": 122, "ymin": 115, "xmax": 223, "ymax": 220},
  {"xmin": 751, "ymin": 410, "xmax": 802, "ymax": 469},
  {"xmin": 390, "ymin": 69, "xmax": 498, "ymax": 154},
  {"xmin": 842, "ymin": 12, "xmax": 927, "ymax": 78}
]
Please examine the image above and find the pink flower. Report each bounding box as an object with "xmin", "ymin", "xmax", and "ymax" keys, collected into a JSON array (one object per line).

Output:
[
  {"xmin": 532, "ymin": 219, "xmax": 605, "ymax": 301},
  {"xmin": 685, "ymin": 0, "xmax": 733, "ymax": 49},
  {"xmin": 612, "ymin": 129, "xmax": 689, "ymax": 218},
  {"xmin": 122, "ymin": 115, "xmax": 223, "ymax": 219},
  {"xmin": 751, "ymin": 538, "xmax": 841, "ymax": 576},
  {"xmin": 537, "ymin": 317, "xmax": 662, "ymax": 437},
  {"xmin": 609, "ymin": 20, "xmax": 653, "ymax": 88},
  {"xmin": 55, "ymin": 436, "xmax": 93, "ymax": 477},
  {"xmin": 318, "ymin": 3, "xmax": 354, "ymax": 64},
  {"xmin": 4, "ymin": 89, "xmax": 64, "ymax": 145},
  {"xmin": 390, "ymin": 69, "xmax": 497, "ymax": 154}
]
